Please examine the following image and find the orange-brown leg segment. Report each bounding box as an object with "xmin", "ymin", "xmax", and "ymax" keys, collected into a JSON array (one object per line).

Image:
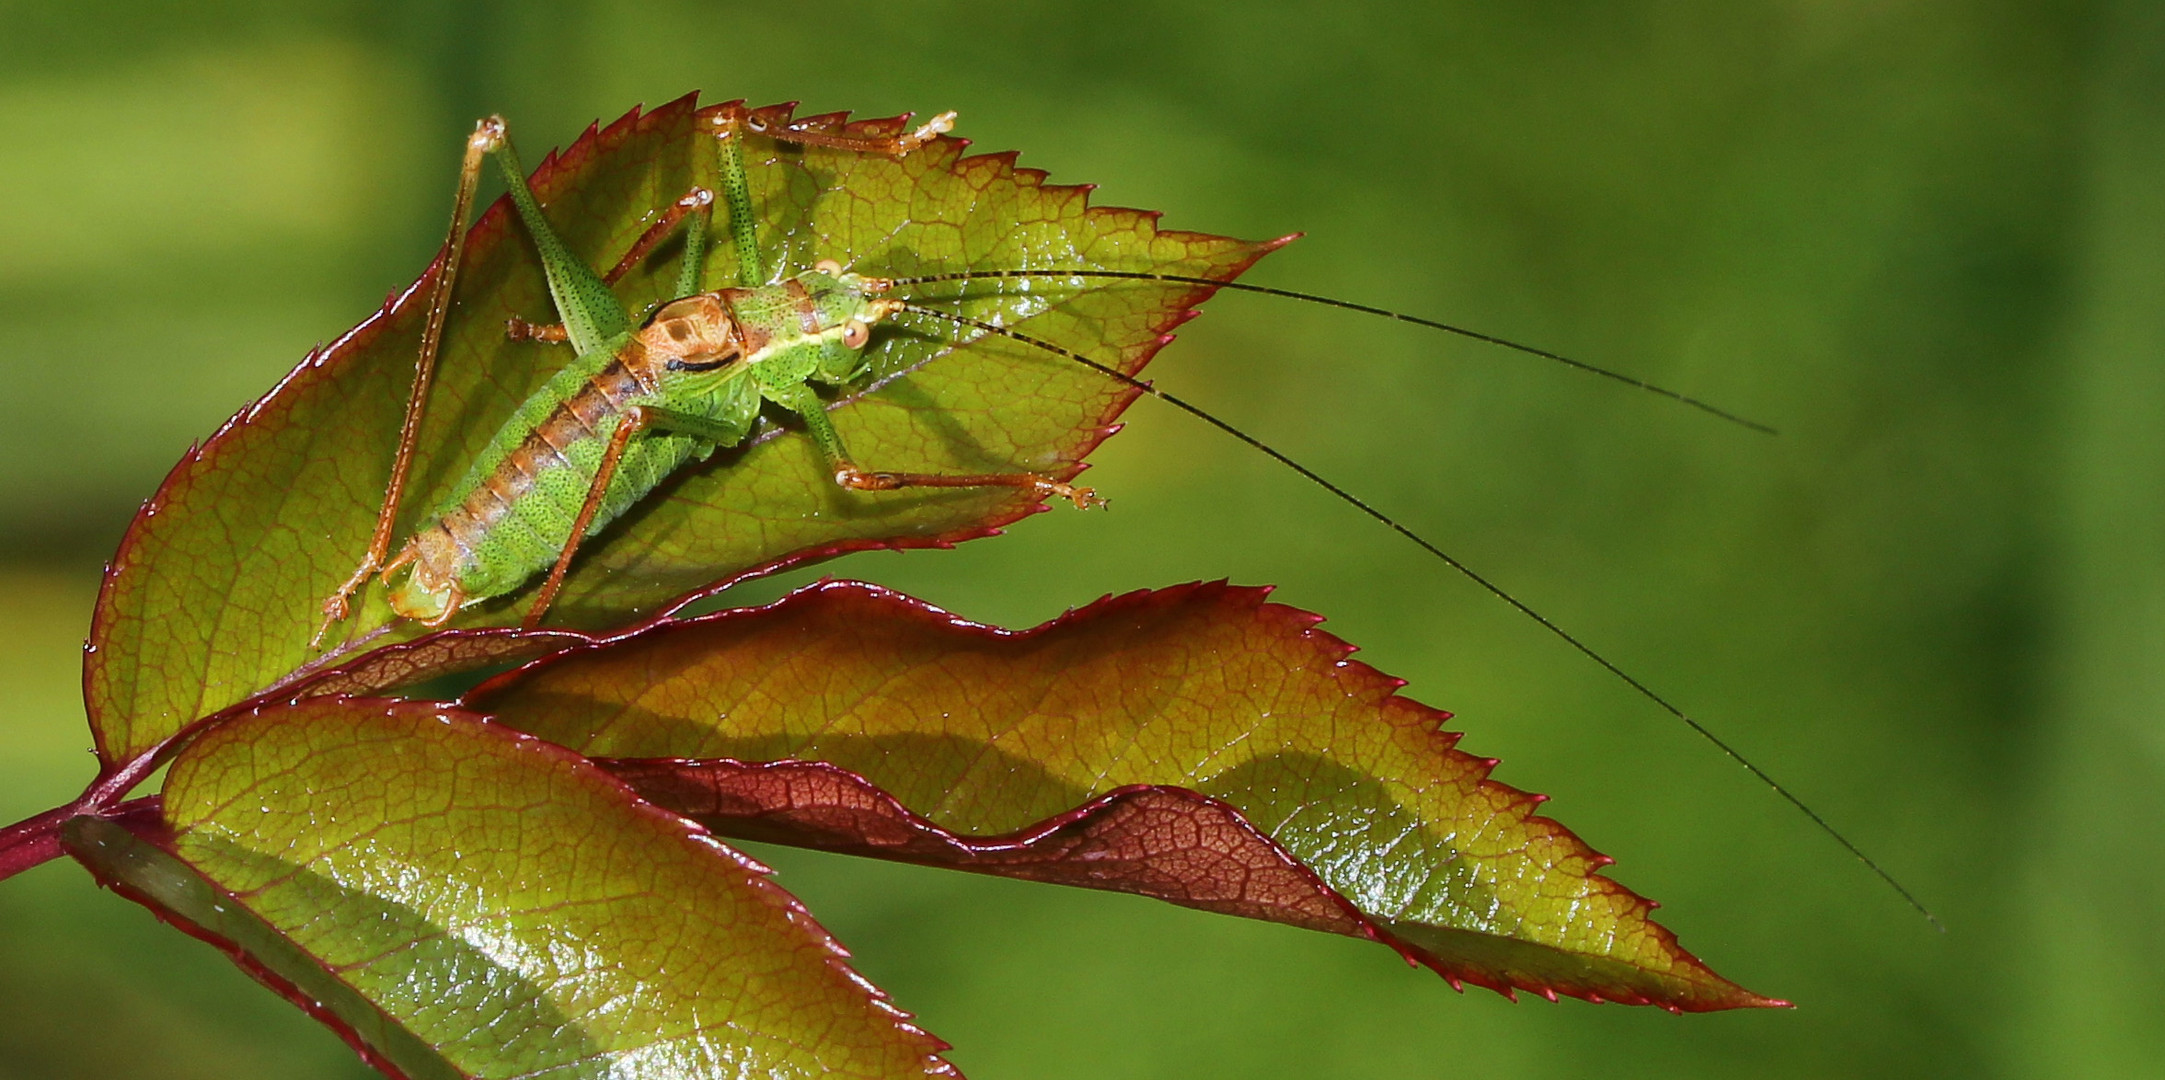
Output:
[
  {"xmin": 504, "ymin": 317, "xmax": 571, "ymax": 344},
  {"xmin": 504, "ymin": 186, "xmax": 715, "ymax": 345},
  {"xmin": 523, "ymin": 407, "xmax": 652, "ymax": 629},
  {"xmin": 835, "ymin": 466, "xmax": 1103, "ymax": 510},
  {"xmin": 710, "ymin": 102, "xmax": 956, "ymax": 157},
  {"xmin": 315, "ymin": 117, "xmax": 505, "ymax": 649},
  {"xmin": 606, "ymin": 187, "xmax": 715, "ymax": 285}
]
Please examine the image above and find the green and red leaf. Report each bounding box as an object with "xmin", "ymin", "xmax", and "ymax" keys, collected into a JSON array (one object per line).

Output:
[
  {"xmin": 84, "ymin": 94, "xmax": 1279, "ymax": 764},
  {"xmin": 467, "ymin": 579, "xmax": 1781, "ymax": 1012},
  {"xmin": 64, "ymin": 698, "xmax": 955, "ymax": 1080},
  {"xmin": 13, "ymin": 90, "xmax": 1779, "ymax": 1075}
]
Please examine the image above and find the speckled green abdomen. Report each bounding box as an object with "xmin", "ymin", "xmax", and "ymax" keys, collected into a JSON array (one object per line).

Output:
[{"xmin": 388, "ymin": 339, "xmax": 762, "ymax": 615}]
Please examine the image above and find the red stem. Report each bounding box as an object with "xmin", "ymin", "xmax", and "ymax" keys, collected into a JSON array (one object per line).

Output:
[
  {"xmin": 0, "ymin": 804, "xmax": 77, "ymax": 883},
  {"xmin": 0, "ymin": 684, "xmax": 268, "ymax": 888}
]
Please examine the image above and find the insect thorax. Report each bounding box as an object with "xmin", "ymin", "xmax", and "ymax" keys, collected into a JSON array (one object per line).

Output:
[{"xmin": 724, "ymin": 270, "xmax": 889, "ymax": 388}]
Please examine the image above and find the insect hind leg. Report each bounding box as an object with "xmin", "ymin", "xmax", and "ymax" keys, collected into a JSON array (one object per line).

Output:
[
  {"xmin": 502, "ymin": 186, "xmax": 717, "ymax": 346},
  {"xmin": 314, "ymin": 117, "xmax": 505, "ymax": 649}
]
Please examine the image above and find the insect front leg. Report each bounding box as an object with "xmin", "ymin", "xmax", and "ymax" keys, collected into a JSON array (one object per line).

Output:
[
  {"xmin": 712, "ymin": 101, "xmax": 956, "ymax": 157},
  {"xmin": 707, "ymin": 102, "xmax": 955, "ymax": 285},
  {"xmin": 763, "ymin": 381, "xmax": 1103, "ymax": 510},
  {"xmin": 314, "ymin": 118, "xmax": 505, "ymax": 648}
]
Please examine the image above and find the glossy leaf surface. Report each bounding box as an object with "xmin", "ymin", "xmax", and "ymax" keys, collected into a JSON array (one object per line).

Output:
[
  {"xmin": 85, "ymin": 95, "xmax": 1277, "ymax": 764},
  {"xmin": 64, "ymin": 698, "xmax": 954, "ymax": 1080},
  {"xmin": 468, "ymin": 580, "xmax": 1780, "ymax": 1012}
]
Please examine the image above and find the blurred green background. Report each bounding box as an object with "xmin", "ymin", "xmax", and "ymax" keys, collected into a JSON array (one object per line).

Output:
[{"xmin": 1, "ymin": 1, "xmax": 2159, "ymax": 1076}]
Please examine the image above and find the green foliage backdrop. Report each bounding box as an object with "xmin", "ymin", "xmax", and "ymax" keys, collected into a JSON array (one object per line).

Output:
[{"xmin": 0, "ymin": 1, "xmax": 2157, "ymax": 1076}]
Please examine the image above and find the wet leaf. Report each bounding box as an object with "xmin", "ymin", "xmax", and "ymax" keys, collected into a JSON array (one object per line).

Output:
[
  {"xmin": 85, "ymin": 95, "xmax": 1277, "ymax": 764},
  {"xmin": 64, "ymin": 698, "xmax": 955, "ymax": 1079},
  {"xmin": 467, "ymin": 580, "xmax": 1781, "ymax": 1012}
]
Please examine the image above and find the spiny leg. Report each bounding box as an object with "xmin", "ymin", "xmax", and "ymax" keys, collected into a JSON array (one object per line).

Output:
[
  {"xmin": 714, "ymin": 102, "xmax": 956, "ymax": 156},
  {"xmin": 506, "ymin": 186, "xmax": 716, "ymax": 343},
  {"xmin": 764, "ymin": 381, "xmax": 1102, "ymax": 510},
  {"xmin": 839, "ymin": 465, "xmax": 1104, "ymax": 509},
  {"xmin": 315, "ymin": 117, "xmax": 505, "ymax": 647},
  {"xmin": 669, "ymin": 184, "xmax": 713, "ymax": 299},
  {"xmin": 503, "ymin": 318, "xmax": 571, "ymax": 344},
  {"xmin": 522, "ymin": 402, "xmax": 754, "ymax": 628},
  {"xmin": 524, "ymin": 408, "xmax": 649, "ymax": 629},
  {"xmin": 618, "ymin": 186, "xmax": 714, "ymax": 294},
  {"xmin": 485, "ymin": 130, "xmax": 633, "ymax": 355},
  {"xmin": 322, "ymin": 115, "xmax": 647, "ymax": 643}
]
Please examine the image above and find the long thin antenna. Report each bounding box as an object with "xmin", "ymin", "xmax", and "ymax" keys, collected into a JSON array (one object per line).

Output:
[
  {"xmin": 890, "ymin": 269, "xmax": 1776, "ymax": 435},
  {"xmin": 896, "ymin": 300, "xmax": 1940, "ymax": 930}
]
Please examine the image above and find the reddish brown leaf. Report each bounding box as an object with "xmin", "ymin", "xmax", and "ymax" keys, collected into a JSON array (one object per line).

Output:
[
  {"xmin": 289, "ymin": 627, "xmax": 592, "ymax": 699},
  {"xmin": 467, "ymin": 579, "xmax": 1783, "ymax": 1012},
  {"xmin": 601, "ymin": 759, "xmax": 1377, "ymax": 939}
]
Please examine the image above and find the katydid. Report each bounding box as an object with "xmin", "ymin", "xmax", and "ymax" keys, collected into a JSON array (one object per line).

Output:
[
  {"xmin": 314, "ymin": 103, "xmax": 1932, "ymax": 928},
  {"xmin": 316, "ymin": 106, "xmax": 1098, "ymax": 641}
]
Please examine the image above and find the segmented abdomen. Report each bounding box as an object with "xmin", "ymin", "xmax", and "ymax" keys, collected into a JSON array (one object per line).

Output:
[{"xmin": 414, "ymin": 349, "xmax": 707, "ymax": 604}]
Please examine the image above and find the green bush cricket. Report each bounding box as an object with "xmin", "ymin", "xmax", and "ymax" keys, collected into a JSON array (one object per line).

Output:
[
  {"xmin": 316, "ymin": 104, "xmax": 1099, "ymax": 641},
  {"xmin": 313, "ymin": 101, "xmax": 1933, "ymax": 927}
]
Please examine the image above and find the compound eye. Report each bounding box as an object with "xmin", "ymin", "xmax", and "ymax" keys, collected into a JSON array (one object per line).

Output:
[
  {"xmin": 842, "ymin": 319, "xmax": 871, "ymax": 349},
  {"xmin": 814, "ymin": 258, "xmax": 844, "ymax": 276}
]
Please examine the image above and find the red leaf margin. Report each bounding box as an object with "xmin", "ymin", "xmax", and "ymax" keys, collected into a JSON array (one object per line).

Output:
[
  {"xmin": 61, "ymin": 702, "xmax": 963, "ymax": 1080},
  {"xmin": 602, "ymin": 760, "xmax": 1389, "ymax": 938},
  {"xmin": 469, "ymin": 578, "xmax": 1788, "ymax": 1013},
  {"xmin": 63, "ymin": 798, "xmax": 430, "ymax": 1080}
]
